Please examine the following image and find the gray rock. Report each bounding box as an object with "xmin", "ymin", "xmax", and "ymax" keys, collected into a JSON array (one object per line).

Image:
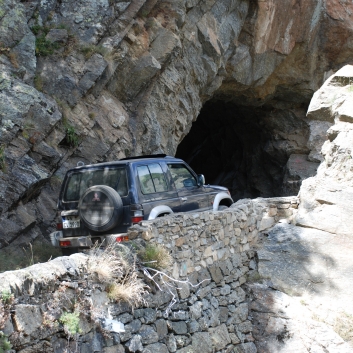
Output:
[
  {"xmin": 127, "ymin": 319, "xmax": 142, "ymax": 333},
  {"xmin": 191, "ymin": 332, "xmax": 212, "ymax": 353},
  {"xmin": 139, "ymin": 325, "xmax": 159, "ymax": 344},
  {"xmin": 170, "ymin": 321, "xmax": 188, "ymax": 335},
  {"xmin": 209, "ymin": 324, "xmax": 231, "ymax": 350},
  {"xmin": 78, "ymin": 54, "xmax": 108, "ymax": 95},
  {"xmin": 126, "ymin": 335, "xmax": 143, "ymax": 353},
  {"xmin": 13, "ymin": 304, "xmax": 42, "ymax": 335},
  {"xmin": 189, "ymin": 301, "xmax": 202, "ymax": 320},
  {"xmin": 166, "ymin": 333, "xmax": 177, "ymax": 352},
  {"xmin": 234, "ymin": 342, "xmax": 257, "ymax": 353},
  {"xmin": 187, "ymin": 319, "xmax": 200, "ymax": 333},
  {"xmin": 45, "ymin": 29, "xmax": 68, "ymax": 43},
  {"xmin": 142, "ymin": 343, "xmax": 169, "ymax": 353},
  {"xmin": 154, "ymin": 319, "xmax": 168, "ymax": 339},
  {"xmin": 175, "ymin": 335, "xmax": 191, "ymax": 348}
]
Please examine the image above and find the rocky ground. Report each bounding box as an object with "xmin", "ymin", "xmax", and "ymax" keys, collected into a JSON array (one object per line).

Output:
[{"xmin": 250, "ymin": 222, "xmax": 353, "ymax": 353}]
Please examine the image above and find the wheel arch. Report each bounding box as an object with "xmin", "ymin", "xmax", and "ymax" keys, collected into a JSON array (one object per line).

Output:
[
  {"xmin": 212, "ymin": 192, "xmax": 233, "ymax": 211},
  {"xmin": 148, "ymin": 205, "xmax": 174, "ymax": 220}
]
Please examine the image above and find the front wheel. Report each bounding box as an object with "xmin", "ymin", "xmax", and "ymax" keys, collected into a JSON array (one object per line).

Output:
[{"xmin": 218, "ymin": 205, "xmax": 228, "ymax": 211}]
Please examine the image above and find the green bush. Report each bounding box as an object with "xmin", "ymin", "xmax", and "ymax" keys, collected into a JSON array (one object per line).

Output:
[
  {"xmin": 138, "ymin": 243, "xmax": 172, "ymax": 270},
  {"xmin": 66, "ymin": 125, "xmax": 80, "ymax": 147},
  {"xmin": 59, "ymin": 312, "xmax": 81, "ymax": 336},
  {"xmin": 0, "ymin": 331, "xmax": 11, "ymax": 353},
  {"xmin": 35, "ymin": 35, "xmax": 60, "ymax": 56}
]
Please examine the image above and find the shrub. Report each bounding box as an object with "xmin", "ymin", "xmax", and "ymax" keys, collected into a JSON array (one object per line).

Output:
[
  {"xmin": 80, "ymin": 44, "xmax": 108, "ymax": 59},
  {"xmin": 59, "ymin": 312, "xmax": 81, "ymax": 336},
  {"xmin": 66, "ymin": 125, "xmax": 80, "ymax": 147},
  {"xmin": 35, "ymin": 35, "xmax": 60, "ymax": 56},
  {"xmin": 0, "ymin": 331, "xmax": 11, "ymax": 353},
  {"xmin": 138, "ymin": 243, "xmax": 172, "ymax": 270},
  {"xmin": 34, "ymin": 74, "xmax": 43, "ymax": 91},
  {"xmin": 0, "ymin": 290, "xmax": 13, "ymax": 304}
]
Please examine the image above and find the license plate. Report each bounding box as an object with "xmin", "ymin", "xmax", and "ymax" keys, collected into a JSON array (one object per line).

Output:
[{"xmin": 62, "ymin": 216, "xmax": 80, "ymax": 229}]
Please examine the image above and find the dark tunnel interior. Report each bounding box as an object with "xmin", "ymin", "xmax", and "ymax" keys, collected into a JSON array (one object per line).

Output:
[{"xmin": 175, "ymin": 100, "xmax": 312, "ymax": 202}]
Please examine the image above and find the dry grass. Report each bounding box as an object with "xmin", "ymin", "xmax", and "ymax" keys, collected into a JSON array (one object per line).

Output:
[
  {"xmin": 138, "ymin": 243, "xmax": 172, "ymax": 270},
  {"xmin": 107, "ymin": 267, "xmax": 148, "ymax": 309},
  {"xmin": 8, "ymin": 52, "xmax": 18, "ymax": 68},
  {"xmin": 86, "ymin": 244, "xmax": 126, "ymax": 283},
  {"xmin": 87, "ymin": 244, "xmax": 148, "ymax": 309},
  {"xmin": 334, "ymin": 312, "xmax": 353, "ymax": 344}
]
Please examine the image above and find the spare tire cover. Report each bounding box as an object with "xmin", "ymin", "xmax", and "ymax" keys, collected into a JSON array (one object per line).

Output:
[{"xmin": 78, "ymin": 185, "xmax": 123, "ymax": 232}]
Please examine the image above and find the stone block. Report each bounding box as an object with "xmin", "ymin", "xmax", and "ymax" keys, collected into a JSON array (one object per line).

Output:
[
  {"xmin": 234, "ymin": 342, "xmax": 257, "ymax": 353},
  {"xmin": 154, "ymin": 319, "xmax": 168, "ymax": 340},
  {"xmin": 142, "ymin": 343, "xmax": 169, "ymax": 353},
  {"xmin": 170, "ymin": 321, "xmax": 187, "ymax": 335},
  {"xmin": 13, "ymin": 304, "xmax": 42, "ymax": 335},
  {"xmin": 177, "ymin": 282, "xmax": 190, "ymax": 299},
  {"xmin": 259, "ymin": 216, "xmax": 275, "ymax": 231},
  {"xmin": 139, "ymin": 325, "xmax": 159, "ymax": 344},
  {"xmin": 209, "ymin": 324, "xmax": 231, "ymax": 350},
  {"xmin": 126, "ymin": 335, "xmax": 143, "ymax": 353},
  {"xmin": 191, "ymin": 332, "xmax": 212, "ymax": 353},
  {"xmin": 209, "ymin": 265, "xmax": 223, "ymax": 284},
  {"xmin": 166, "ymin": 334, "xmax": 177, "ymax": 352}
]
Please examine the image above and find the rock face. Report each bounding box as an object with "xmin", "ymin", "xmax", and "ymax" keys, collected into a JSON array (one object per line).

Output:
[
  {"xmin": 295, "ymin": 66, "xmax": 353, "ymax": 235},
  {"xmin": 0, "ymin": 0, "xmax": 353, "ymax": 248}
]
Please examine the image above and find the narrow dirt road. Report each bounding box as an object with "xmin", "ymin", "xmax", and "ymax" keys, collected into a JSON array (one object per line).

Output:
[{"xmin": 249, "ymin": 223, "xmax": 353, "ymax": 353}]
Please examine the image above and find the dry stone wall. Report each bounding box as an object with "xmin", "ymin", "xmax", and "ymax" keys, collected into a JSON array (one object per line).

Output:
[{"xmin": 0, "ymin": 198, "xmax": 298, "ymax": 353}]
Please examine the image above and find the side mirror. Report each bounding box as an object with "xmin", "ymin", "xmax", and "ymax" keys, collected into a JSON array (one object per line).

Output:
[{"xmin": 198, "ymin": 174, "xmax": 205, "ymax": 186}]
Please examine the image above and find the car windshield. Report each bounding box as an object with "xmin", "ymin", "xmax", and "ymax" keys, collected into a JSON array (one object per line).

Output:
[{"xmin": 64, "ymin": 167, "xmax": 128, "ymax": 201}]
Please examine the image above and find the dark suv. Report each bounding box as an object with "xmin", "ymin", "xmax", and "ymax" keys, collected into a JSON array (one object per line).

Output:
[{"xmin": 54, "ymin": 154, "xmax": 233, "ymax": 254}]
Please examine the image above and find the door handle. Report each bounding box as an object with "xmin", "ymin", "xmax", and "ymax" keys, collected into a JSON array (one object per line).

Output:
[{"xmin": 181, "ymin": 197, "xmax": 187, "ymax": 201}]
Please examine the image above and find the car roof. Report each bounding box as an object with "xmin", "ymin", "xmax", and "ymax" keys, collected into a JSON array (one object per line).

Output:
[{"xmin": 68, "ymin": 154, "xmax": 185, "ymax": 172}]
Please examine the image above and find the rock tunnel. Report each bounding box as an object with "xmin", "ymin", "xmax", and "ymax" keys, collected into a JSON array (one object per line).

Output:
[{"xmin": 176, "ymin": 99, "xmax": 320, "ymax": 202}]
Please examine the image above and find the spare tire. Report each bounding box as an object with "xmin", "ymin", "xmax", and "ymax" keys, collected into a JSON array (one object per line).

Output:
[{"xmin": 78, "ymin": 185, "xmax": 123, "ymax": 232}]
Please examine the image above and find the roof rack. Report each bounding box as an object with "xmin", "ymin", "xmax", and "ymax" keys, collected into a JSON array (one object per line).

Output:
[{"xmin": 119, "ymin": 154, "xmax": 174, "ymax": 161}]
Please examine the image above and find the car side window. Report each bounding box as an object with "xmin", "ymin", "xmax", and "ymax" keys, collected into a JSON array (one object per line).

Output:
[
  {"xmin": 168, "ymin": 164, "xmax": 197, "ymax": 189},
  {"xmin": 137, "ymin": 163, "xmax": 168, "ymax": 194}
]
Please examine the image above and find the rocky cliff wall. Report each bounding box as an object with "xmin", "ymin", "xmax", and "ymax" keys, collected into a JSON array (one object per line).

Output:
[
  {"xmin": 0, "ymin": 1, "xmax": 352, "ymax": 252},
  {"xmin": 295, "ymin": 65, "xmax": 353, "ymax": 236},
  {"xmin": 0, "ymin": 197, "xmax": 298, "ymax": 353}
]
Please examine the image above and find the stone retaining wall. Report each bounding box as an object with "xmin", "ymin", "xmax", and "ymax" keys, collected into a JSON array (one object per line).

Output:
[{"xmin": 0, "ymin": 197, "xmax": 298, "ymax": 353}]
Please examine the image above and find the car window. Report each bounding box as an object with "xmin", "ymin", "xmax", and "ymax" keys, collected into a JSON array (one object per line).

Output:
[
  {"xmin": 137, "ymin": 163, "xmax": 168, "ymax": 194},
  {"xmin": 168, "ymin": 164, "xmax": 197, "ymax": 189},
  {"xmin": 64, "ymin": 167, "xmax": 128, "ymax": 201}
]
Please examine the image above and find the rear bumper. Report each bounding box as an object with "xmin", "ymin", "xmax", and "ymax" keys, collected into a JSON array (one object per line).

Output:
[{"xmin": 58, "ymin": 234, "xmax": 128, "ymax": 248}]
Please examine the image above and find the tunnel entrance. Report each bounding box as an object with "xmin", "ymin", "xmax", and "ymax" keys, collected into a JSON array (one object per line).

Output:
[{"xmin": 176, "ymin": 100, "xmax": 317, "ymax": 201}]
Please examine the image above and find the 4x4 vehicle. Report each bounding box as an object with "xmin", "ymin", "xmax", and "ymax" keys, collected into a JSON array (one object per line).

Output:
[{"xmin": 55, "ymin": 154, "xmax": 233, "ymax": 254}]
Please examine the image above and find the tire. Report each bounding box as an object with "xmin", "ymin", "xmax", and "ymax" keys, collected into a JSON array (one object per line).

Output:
[
  {"xmin": 218, "ymin": 205, "xmax": 228, "ymax": 211},
  {"xmin": 61, "ymin": 248, "xmax": 78, "ymax": 256},
  {"xmin": 78, "ymin": 185, "xmax": 123, "ymax": 232}
]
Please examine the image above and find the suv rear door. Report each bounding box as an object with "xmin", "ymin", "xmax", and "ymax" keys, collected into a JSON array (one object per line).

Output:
[
  {"xmin": 135, "ymin": 162, "xmax": 181, "ymax": 217},
  {"xmin": 167, "ymin": 163, "xmax": 210, "ymax": 212}
]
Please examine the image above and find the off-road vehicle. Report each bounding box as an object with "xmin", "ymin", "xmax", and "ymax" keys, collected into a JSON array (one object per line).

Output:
[{"xmin": 54, "ymin": 154, "xmax": 233, "ymax": 255}]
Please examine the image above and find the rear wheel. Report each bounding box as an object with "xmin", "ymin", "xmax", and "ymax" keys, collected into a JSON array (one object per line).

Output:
[
  {"xmin": 61, "ymin": 248, "xmax": 78, "ymax": 256},
  {"xmin": 79, "ymin": 185, "xmax": 123, "ymax": 232}
]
